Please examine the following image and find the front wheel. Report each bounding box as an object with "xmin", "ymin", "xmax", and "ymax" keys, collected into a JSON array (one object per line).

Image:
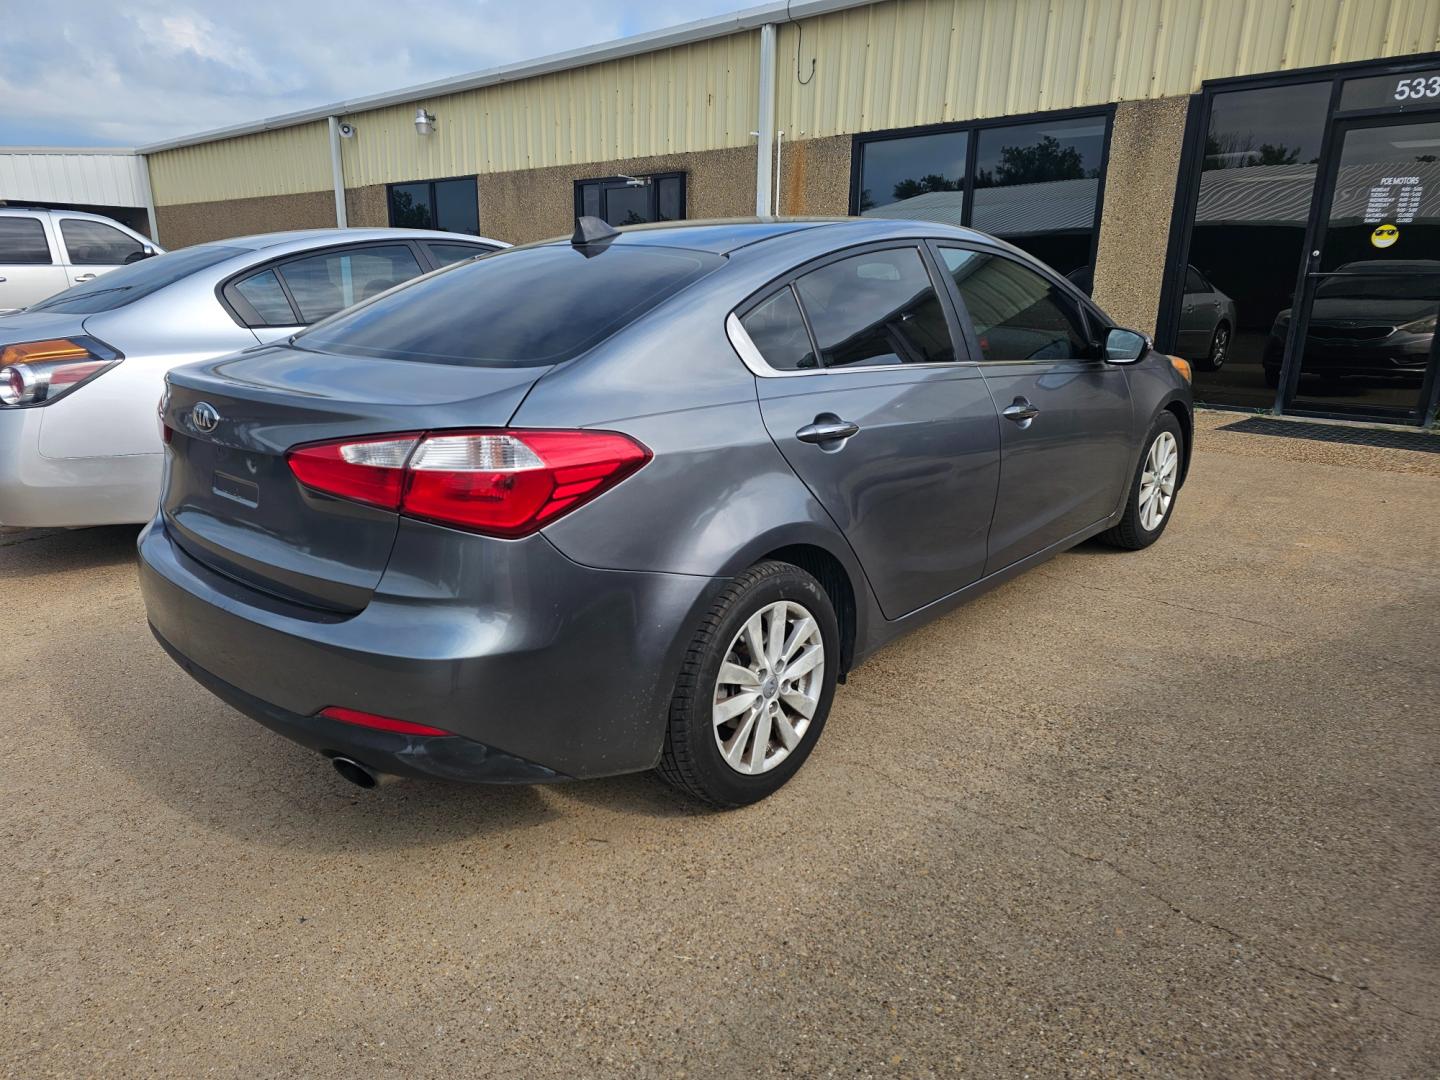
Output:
[
  {"xmin": 656, "ymin": 561, "xmax": 839, "ymax": 807},
  {"xmin": 1194, "ymin": 323, "xmax": 1229, "ymax": 372},
  {"xmin": 1097, "ymin": 413, "xmax": 1184, "ymax": 551}
]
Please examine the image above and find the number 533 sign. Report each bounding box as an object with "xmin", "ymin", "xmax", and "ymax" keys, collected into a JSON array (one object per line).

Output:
[{"xmin": 1341, "ymin": 70, "xmax": 1440, "ymax": 112}]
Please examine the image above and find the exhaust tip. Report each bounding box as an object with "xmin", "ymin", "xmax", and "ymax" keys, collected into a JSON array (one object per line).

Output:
[{"xmin": 331, "ymin": 756, "xmax": 378, "ymax": 789}]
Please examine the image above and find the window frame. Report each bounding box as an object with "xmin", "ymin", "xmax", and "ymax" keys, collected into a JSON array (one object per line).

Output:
[
  {"xmin": 384, "ymin": 175, "xmax": 481, "ymax": 234},
  {"xmin": 849, "ymin": 104, "xmax": 1115, "ymax": 280},
  {"xmin": 728, "ymin": 239, "xmax": 976, "ymax": 378},
  {"xmin": 217, "ymin": 238, "xmax": 436, "ymax": 330},
  {"xmin": 573, "ymin": 172, "xmax": 688, "ymax": 226},
  {"xmin": 928, "ymin": 240, "xmax": 1106, "ymax": 366}
]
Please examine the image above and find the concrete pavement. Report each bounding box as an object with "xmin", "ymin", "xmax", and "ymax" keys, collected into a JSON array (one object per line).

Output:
[{"xmin": 1, "ymin": 414, "xmax": 1437, "ymax": 1077}]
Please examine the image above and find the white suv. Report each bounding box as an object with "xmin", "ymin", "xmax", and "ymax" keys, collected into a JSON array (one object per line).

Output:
[{"xmin": 0, "ymin": 208, "xmax": 162, "ymax": 313}]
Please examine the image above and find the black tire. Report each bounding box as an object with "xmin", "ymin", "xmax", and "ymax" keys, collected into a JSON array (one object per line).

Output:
[
  {"xmin": 1097, "ymin": 412, "xmax": 1184, "ymax": 551},
  {"xmin": 1194, "ymin": 322, "xmax": 1229, "ymax": 372},
  {"xmin": 656, "ymin": 560, "xmax": 840, "ymax": 807}
]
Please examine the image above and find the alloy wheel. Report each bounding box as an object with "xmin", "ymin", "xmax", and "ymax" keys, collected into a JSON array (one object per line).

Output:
[
  {"xmin": 1210, "ymin": 326, "xmax": 1229, "ymax": 369},
  {"xmin": 1138, "ymin": 430, "xmax": 1179, "ymax": 531},
  {"xmin": 712, "ymin": 600, "xmax": 825, "ymax": 775}
]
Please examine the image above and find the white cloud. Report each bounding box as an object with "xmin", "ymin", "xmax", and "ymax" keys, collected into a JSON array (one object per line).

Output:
[{"xmin": 0, "ymin": 0, "xmax": 738, "ymax": 146}]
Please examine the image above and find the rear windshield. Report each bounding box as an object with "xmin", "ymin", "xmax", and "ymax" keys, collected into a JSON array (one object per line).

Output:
[
  {"xmin": 295, "ymin": 244, "xmax": 724, "ymax": 367},
  {"xmin": 28, "ymin": 245, "xmax": 245, "ymax": 313}
]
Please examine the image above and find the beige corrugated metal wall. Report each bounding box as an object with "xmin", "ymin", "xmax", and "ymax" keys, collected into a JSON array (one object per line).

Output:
[
  {"xmin": 776, "ymin": 0, "xmax": 1440, "ymax": 137},
  {"xmin": 146, "ymin": 0, "xmax": 1440, "ymax": 207},
  {"xmin": 340, "ymin": 32, "xmax": 759, "ymax": 188},
  {"xmin": 148, "ymin": 122, "xmax": 331, "ymax": 206}
]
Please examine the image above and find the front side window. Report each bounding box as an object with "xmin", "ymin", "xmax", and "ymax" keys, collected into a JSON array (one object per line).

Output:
[
  {"xmin": 793, "ymin": 248, "xmax": 956, "ymax": 368},
  {"xmin": 60, "ymin": 219, "xmax": 145, "ymax": 266},
  {"xmin": 277, "ymin": 245, "xmax": 423, "ymax": 322},
  {"xmin": 387, "ymin": 177, "xmax": 480, "ymax": 234},
  {"xmin": 297, "ymin": 244, "xmax": 723, "ymax": 367},
  {"xmin": 575, "ymin": 174, "xmax": 686, "ymax": 227},
  {"xmin": 0, "ymin": 217, "xmax": 52, "ymax": 265},
  {"xmin": 940, "ymin": 248, "xmax": 1090, "ymax": 362},
  {"xmin": 857, "ymin": 112, "xmax": 1110, "ymax": 288}
]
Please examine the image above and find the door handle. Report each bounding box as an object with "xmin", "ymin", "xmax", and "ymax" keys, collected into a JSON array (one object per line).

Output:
[
  {"xmin": 73, "ymin": 273, "xmax": 97, "ymax": 282},
  {"xmin": 0, "ymin": 276, "xmax": 6, "ymax": 283},
  {"xmin": 795, "ymin": 417, "xmax": 860, "ymax": 445},
  {"xmin": 1002, "ymin": 398, "xmax": 1040, "ymax": 428}
]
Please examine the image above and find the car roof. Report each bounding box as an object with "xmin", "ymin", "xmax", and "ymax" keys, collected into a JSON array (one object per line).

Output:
[
  {"xmin": 222, "ymin": 227, "xmax": 507, "ymax": 251},
  {"xmin": 536, "ymin": 216, "xmax": 991, "ymax": 255}
]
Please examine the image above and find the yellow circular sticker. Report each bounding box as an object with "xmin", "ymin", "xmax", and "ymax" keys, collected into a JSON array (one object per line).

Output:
[{"xmin": 1371, "ymin": 223, "xmax": 1400, "ymax": 248}]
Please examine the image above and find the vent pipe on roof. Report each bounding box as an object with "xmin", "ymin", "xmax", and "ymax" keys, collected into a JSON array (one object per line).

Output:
[{"xmin": 754, "ymin": 23, "xmax": 777, "ymax": 217}]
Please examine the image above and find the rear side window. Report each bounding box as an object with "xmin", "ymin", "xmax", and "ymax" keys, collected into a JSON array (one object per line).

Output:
[
  {"xmin": 297, "ymin": 244, "xmax": 724, "ymax": 367},
  {"xmin": 60, "ymin": 219, "xmax": 145, "ymax": 266},
  {"xmin": 793, "ymin": 247, "xmax": 956, "ymax": 368},
  {"xmin": 277, "ymin": 244, "xmax": 422, "ymax": 322},
  {"xmin": 232, "ymin": 270, "xmax": 297, "ymax": 325},
  {"xmin": 0, "ymin": 218, "xmax": 52, "ymax": 265},
  {"xmin": 1184, "ymin": 266, "xmax": 1208, "ymax": 293},
  {"xmin": 740, "ymin": 287, "xmax": 817, "ymax": 371},
  {"xmin": 939, "ymin": 248, "xmax": 1090, "ymax": 362},
  {"xmin": 28, "ymin": 245, "xmax": 245, "ymax": 313}
]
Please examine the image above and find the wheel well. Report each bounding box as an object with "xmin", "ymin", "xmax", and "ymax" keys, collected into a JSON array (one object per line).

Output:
[
  {"xmin": 761, "ymin": 544, "xmax": 856, "ymax": 679},
  {"xmin": 1165, "ymin": 401, "xmax": 1193, "ymax": 486}
]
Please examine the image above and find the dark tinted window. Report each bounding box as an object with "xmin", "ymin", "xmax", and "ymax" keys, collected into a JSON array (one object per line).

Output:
[
  {"xmin": 28, "ymin": 245, "xmax": 244, "ymax": 313},
  {"xmin": 940, "ymin": 248, "xmax": 1089, "ymax": 362},
  {"xmin": 424, "ymin": 241, "xmax": 495, "ymax": 267},
  {"xmin": 1181, "ymin": 81, "xmax": 1330, "ymax": 407},
  {"xmin": 795, "ymin": 248, "xmax": 956, "ymax": 368},
  {"xmin": 741, "ymin": 287, "xmax": 817, "ymax": 371},
  {"xmin": 0, "ymin": 217, "xmax": 52, "ymax": 264},
  {"xmin": 856, "ymin": 112, "xmax": 1109, "ymax": 287},
  {"xmin": 1184, "ymin": 266, "xmax": 1208, "ymax": 293},
  {"xmin": 575, "ymin": 174, "xmax": 687, "ymax": 227},
  {"xmin": 232, "ymin": 269, "xmax": 297, "ymax": 325},
  {"xmin": 60, "ymin": 219, "xmax": 144, "ymax": 266},
  {"xmin": 386, "ymin": 178, "xmax": 480, "ymax": 234},
  {"xmin": 298, "ymin": 244, "xmax": 723, "ymax": 367},
  {"xmin": 277, "ymin": 244, "xmax": 422, "ymax": 321}
]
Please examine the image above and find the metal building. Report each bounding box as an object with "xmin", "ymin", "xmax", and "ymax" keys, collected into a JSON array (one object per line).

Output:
[
  {"xmin": 129, "ymin": 0, "xmax": 1440, "ymax": 425},
  {"xmin": 0, "ymin": 147, "xmax": 156, "ymax": 238}
]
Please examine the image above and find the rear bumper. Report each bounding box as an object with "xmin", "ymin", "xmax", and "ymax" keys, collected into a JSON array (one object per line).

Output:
[
  {"xmin": 138, "ymin": 514, "xmax": 724, "ymax": 781},
  {"xmin": 0, "ymin": 408, "xmax": 160, "ymax": 528}
]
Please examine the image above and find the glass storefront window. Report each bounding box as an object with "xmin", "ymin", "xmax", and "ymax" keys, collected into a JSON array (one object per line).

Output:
[
  {"xmin": 856, "ymin": 112, "xmax": 1109, "ymax": 289},
  {"xmin": 1179, "ymin": 81, "xmax": 1331, "ymax": 406}
]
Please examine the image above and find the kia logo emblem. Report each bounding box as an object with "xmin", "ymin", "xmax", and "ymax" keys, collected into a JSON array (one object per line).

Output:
[{"xmin": 191, "ymin": 402, "xmax": 220, "ymax": 434}]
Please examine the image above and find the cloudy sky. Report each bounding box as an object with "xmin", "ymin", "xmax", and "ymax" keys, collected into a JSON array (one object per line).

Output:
[{"xmin": 2, "ymin": 0, "xmax": 739, "ymax": 147}]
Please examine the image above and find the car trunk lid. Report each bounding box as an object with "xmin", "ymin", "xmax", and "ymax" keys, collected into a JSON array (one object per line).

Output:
[{"xmin": 161, "ymin": 344, "xmax": 545, "ymax": 612}]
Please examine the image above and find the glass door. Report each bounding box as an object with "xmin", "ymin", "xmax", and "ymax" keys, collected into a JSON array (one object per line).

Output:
[{"xmin": 1286, "ymin": 116, "xmax": 1440, "ymax": 422}]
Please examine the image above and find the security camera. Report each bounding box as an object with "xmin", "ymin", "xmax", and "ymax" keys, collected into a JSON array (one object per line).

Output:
[{"xmin": 338, "ymin": 122, "xmax": 356, "ymax": 139}]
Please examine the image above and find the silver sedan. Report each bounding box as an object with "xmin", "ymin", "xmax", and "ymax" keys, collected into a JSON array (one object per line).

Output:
[{"xmin": 0, "ymin": 228, "xmax": 505, "ymax": 528}]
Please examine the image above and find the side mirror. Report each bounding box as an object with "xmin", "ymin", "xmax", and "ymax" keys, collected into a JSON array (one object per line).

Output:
[
  {"xmin": 1104, "ymin": 327, "xmax": 1151, "ymax": 364},
  {"xmin": 123, "ymin": 247, "xmax": 156, "ymax": 265}
]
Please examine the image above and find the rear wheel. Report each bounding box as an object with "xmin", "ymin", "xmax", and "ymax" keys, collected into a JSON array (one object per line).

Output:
[
  {"xmin": 1097, "ymin": 412, "xmax": 1184, "ymax": 551},
  {"xmin": 1195, "ymin": 323, "xmax": 1229, "ymax": 371},
  {"xmin": 657, "ymin": 561, "xmax": 839, "ymax": 807}
]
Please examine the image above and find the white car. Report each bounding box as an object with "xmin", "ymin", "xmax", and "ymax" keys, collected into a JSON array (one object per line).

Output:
[
  {"xmin": 0, "ymin": 207, "xmax": 162, "ymax": 313},
  {"xmin": 0, "ymin": 227, "xmax": 506, "ymax": 528}
]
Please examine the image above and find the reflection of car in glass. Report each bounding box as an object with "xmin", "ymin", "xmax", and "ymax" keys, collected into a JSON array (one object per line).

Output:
[
  {"xmin": 1262, "ymin": 261, "xmax": 1438, "ymax": 388},
  {"xmin": 1066, "ymin": 264, "xmax": 1235, "ymax": 371}
]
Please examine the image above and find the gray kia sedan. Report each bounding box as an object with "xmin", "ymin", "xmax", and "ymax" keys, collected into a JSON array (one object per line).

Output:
[{"xmin": 139, "ymin": 217, "xmax": 1193, "ymax": 806}]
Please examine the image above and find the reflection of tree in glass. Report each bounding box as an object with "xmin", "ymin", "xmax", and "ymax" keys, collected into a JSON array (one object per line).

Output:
[
  {"xmin": 621, "ymin": 210, "xmax": 647, "ymax": 226},
  {"xmin": 1203, "ymin": 132, "xmax": 1310, "ymax": 169},
  {"xmin": 859, "ymin": 189, "xmax": 875, "ymax": 211},
  {"xmin": 390, "ymin": 189, "xmax": 433, "ymax": 228},
  {"xmin": 891, "ymin": 174, "xmax": 963, "ymax": 200},
  {"xmin": 974, "ymin": 136, "xmax": 1098, "ymax": 187}
]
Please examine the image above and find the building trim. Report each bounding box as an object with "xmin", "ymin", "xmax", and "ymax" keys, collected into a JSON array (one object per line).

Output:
[{"xmin": 135, "ymin": 0, "xmax": 879, "ymax": 155}]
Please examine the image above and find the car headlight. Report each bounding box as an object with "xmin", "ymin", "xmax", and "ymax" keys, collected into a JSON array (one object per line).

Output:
[
  {"xmin": 1399, "ymin": 315, "xmax": 1436, "ymax": 335},
  {"xmin": 0, "ymin": 337, "xmax": 122, "ymax": 407}
]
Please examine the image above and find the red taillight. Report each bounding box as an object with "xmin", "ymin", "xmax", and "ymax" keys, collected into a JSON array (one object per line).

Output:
[
  {"xmin": 318, "ymin": 706, "xmax": 453, "ymax": 737},
  {"xmin": 286, "ymin": 429, "xmax": 650, "ymax": 538}
]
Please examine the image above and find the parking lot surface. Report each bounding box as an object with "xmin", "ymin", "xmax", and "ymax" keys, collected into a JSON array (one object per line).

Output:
[{"xmin": 2, "ymin": 412, "xmax": 1437, "ymax": 1078}]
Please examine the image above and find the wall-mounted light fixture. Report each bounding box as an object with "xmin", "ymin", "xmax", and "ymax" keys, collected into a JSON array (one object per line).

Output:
[
  {"xmin": 414, "ymin": 108, "xmax": 436, "ymax": 136},
  {"xmin": 618, "ymin": 174, "xmax": 650, "ymax": 187}
]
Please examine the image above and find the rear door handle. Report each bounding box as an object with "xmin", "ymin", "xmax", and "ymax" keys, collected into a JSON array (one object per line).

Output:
[
  {"xmin": 73, "ymin": 273, "xmax": 97, "ymax": 283},
  {"xmin": 1002, "ymin": 398, "xmax": 1040, "ymax": 427},
  {"xmin": 795, "ymin": 418, "xmax": 860, "ymax": 445}
]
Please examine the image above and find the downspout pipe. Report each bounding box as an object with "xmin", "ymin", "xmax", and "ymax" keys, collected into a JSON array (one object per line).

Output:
[
  {"xmin": 754, "ymin": 23, "xmax": 777, "ymax": 216},
  {"xmin": 327, "ymin": 115, "xmax": 348, "ymax": 229}
]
